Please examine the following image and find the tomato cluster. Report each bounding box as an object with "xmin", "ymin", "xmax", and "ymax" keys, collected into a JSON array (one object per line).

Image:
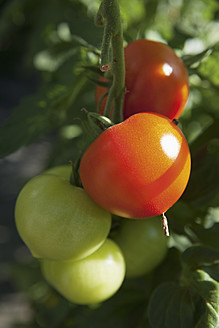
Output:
[
  {"xmin": 15, "ymin": 39, "xmax": 191, "ymax": 306},
  {"xmin": 15, "ymin": 164, "xmax": 168, "ymax": 304},
  {"xmin": 15, "ymin": 166, "xmax": 125, "ymax": 304}
]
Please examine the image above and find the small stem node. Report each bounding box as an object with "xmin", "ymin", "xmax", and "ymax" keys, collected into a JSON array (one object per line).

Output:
[
  {"xmin": 173, "ymin": 118, "xmax": 179, "ymax": 125},
  {"xmin": 100, "ymin": 64, "xmax": 112, "ymax": 72}
]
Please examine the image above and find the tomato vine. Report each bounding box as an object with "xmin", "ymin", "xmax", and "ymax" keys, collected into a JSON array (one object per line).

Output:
[{"xmin": 95, "ymin": 0, "xmax": 125, "ymax": 123}]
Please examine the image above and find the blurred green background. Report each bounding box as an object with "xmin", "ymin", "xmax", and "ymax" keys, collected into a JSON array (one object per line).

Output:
[{"xmin": 0, "ymin": 0, "xmax": 219, "ymax": 327}]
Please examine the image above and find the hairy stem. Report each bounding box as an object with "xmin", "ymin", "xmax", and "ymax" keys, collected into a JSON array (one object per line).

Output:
[{"xmin": 95, "ymin": 0, "xmax": 125, "ymax": 123}]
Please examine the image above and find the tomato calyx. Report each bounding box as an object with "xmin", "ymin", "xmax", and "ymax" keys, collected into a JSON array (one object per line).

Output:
[
  {"xmin": 76, "ymin": 110, "xmax": 116, "ymax": 182},
  {"xmin": 80, "ymin": 109, "xmax": 114, "ymax": 143},
  {"xmin": 87, "ymin": 112, "xmax": 114, "ymax": 134},
  {"xmin": 69, "ymin": 159, "xmax": 82, "ymax": 188},
  {"xmin": 73, "ymin": 110, "xmax": 115, "ymax": 186}
]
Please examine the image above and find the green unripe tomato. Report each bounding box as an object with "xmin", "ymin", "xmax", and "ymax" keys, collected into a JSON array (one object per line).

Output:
[
  {"xmin": 112, "ymin": 217, "xmax": 168, "ymax": 278},
  {"xmin": 41, "ymin": 238, "xmax": 126, "ymax": 305},
  {"xmin": 15, "ymin": 174, "xmax": 111, "ymax": 261},
  {"xmin": 43, "ymin": 165, "xmax": 72, "ymax": 180}
]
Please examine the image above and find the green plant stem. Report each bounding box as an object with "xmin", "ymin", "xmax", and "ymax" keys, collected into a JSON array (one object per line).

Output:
[{"xmin": 96, "ymin": 0, "xmax": 125, "ymax": 123}]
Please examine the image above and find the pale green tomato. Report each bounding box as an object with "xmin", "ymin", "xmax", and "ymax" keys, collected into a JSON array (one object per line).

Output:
[
  {"xmin": 113, "ymin": 217, "xmax": 168, "ymax": 278},
  {"xmin": 44, "ymin": 165, "xmax": 72, "ymax": 180},
  {"xmin": 41, "ymin": 238, "xmax": 126, "ymax": 305},
  {"xmin": 15, "ymin": 174, "xmax": 111, "ymax": 261}
]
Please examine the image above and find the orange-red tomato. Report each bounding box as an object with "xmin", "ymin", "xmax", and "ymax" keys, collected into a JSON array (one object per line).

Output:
[
  {"xmin": 96, "ymin": 39, "xmax": 189, "ymax": 120},
  {"xmin": 79, "ymin": 113, "xmax": 191, "ymax": 219}
]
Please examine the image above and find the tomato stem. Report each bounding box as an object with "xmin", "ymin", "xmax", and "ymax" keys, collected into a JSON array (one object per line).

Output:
[
  {"xmin": 172, "ymin": 119, "xmax": 179, "ymax": 125},
  {"xmin": 95, "ymin": 0, "xmax": 125, "ymax": 123},
  {"xmin": 162, "ymin": 213, "xmax": 170, "ymax": 237}
]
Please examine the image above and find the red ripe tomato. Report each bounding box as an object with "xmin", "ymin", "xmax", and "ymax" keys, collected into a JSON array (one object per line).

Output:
[
  {"xmin": 96, "ymin": 39, "xmax": 189, "ymax": 120},
  {"xmin": 79, "ymin": 113, "xmax": 191, "ymax": 219}
]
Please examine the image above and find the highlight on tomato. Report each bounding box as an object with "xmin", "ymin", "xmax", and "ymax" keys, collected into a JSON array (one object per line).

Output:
[
  {"xmin": 15, "ymin": 174, "xmax": 111, "ymax": 261},
  {"xmin": 96, "ymin": 39, "xmax": 189, "ymax": 120},
  {"xmin": 79, "ymin": 112, "xmax": 191, "ymax": 219},
  {"xmin": 41, "ymin": 238, "xmax": 126, "ymax": 305}
]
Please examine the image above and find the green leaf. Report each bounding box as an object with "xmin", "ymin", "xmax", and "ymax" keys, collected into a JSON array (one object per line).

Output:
[
  {"xmin": 148, "ymin": 247, "xmax": 219, "ymax": 328},
  {"xmin": 33, "ymin": 47, "xmax": 79, "ymax": 72},
  {"xmin": 181, "ymin": 246, "xmax": 219, "ymax": 328},
  {"xmin": 148, "ymin": 282, "xmax": 195, "ymax": 328},
  {"xmin": 167, "ymin": 201, "xmax": 196, "ymax": 234},
  {"xmin": 182, "ymin": 146, "xmax": 219, "ymax": 208},
  {"xmin": 33, "ymin": 35, "xmax": 100, "ymax": 73},
  {"xmin": 0, "ymin": 90, "xmax": 49, "ymax": 158},
  {"xmin": 182, "ymin": 47, "xmax": 213, "ymax": 69},
  {"xmin": 201, "ymin": 264, "xmax": 219, "ymax": 283},
  {"xmin": 49, "ymin": 278, "xmax": 149, "ymax": 328},
  {"xmin": 198, "ymin": 44, "xmax": 219, "ymax": 87},
  {"xmin": 0, "ymin": 75, "xmax": 87, "ymax": 158},
  {"xmin": 182, "ymin": 245, "xmax": 219, "ymax": 270},
  {"xmin": 189, "ymin": 119, "xmax": 219, "ymax": 154},
  {"xmin": 192, "ymin": 223, "xmax": 219, "ymax": 251},
  {"xmin": 191, "ymin": 270, "xmax": 219, "ymax": 328}
]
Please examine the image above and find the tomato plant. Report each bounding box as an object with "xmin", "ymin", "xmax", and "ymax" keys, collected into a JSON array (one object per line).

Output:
[
  {"xmin": 3, "ymin": 0, "xmax": 218, "ymax": 325},
  {"xmin": 15, "ymin": 174, "xmax": 111, "ymax": 261},
  {"xmin": 112, "ymin": 217, "xmax": 168, "ymax": 278},
  {"xmin": 96, "ymin": 39, "xmax": 189, "ymax": 120},
  {"xmin": 41, "ymin": 238, "xmax": 126, "ymax": 305},
  {"xmin": 80, "ymin": 112, "xmax": 191, "ymax": 219}
]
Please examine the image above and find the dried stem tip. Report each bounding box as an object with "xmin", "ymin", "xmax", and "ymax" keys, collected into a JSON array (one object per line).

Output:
[{"xmin": 162, "ymin": 213, "xmax": 170, "ymax": 237}]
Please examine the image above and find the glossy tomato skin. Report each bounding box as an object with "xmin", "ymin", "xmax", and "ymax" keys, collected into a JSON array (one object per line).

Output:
[
  {"xmin": 79, "ymin": 113, "xmax": 191, "ymax": 219},
  {"xmin": 15, "ymin": 174, "xmax": 111, "ymax": 261},
  {"xmin": 96, "ymin": 39, "xmax": 189, "ymax": 120},
  {"xmin": 43, "ymin": 165, "xmax": 72, "ymax": 180},
  {"xmin": 41, "ymin": 238, "xmax": 125, "ymax": 305}
]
